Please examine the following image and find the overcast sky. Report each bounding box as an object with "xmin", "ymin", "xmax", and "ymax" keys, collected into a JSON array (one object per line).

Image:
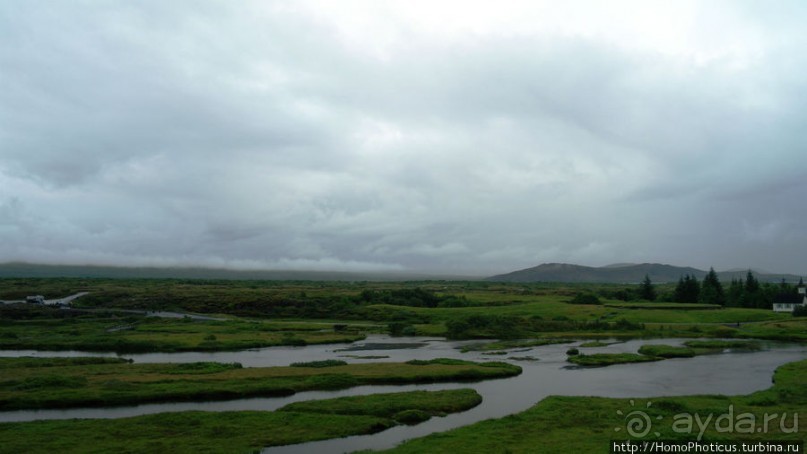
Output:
[{"xmin": 1, "ymin": 1, "xmax": 806, "ymax": 276}]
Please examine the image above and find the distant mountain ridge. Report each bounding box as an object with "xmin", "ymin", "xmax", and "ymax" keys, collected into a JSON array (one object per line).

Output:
[
  {"xmin": 0, "ymin": 262, "xmax": 472, "ymax": 282},
  {"xmin": 0, "ymin": 261, "xmax": 801, "ymax": 284},
  {"xmin": 487, "ymin": 263, "xmax": 803, "ymax": 284}
]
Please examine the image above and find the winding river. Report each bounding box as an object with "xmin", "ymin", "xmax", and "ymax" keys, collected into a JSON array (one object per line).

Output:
[{"xmin": 1, "ymin": 336, "xmax": 805, "ymax": 453}]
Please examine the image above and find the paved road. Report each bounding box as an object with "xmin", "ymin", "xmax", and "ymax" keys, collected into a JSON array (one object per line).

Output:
[
  {"xmin": 0, "ymin": 292, "xmax": 89, "ymax": 306},
  {"xmin": 46, "ymin": 292, "xmax": 90, "ymax": 306}
]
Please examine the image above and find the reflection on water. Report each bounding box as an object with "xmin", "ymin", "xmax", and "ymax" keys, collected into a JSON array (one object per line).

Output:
[{"xmin": 1, "ymin": 336, "xmax": 805, "ymax": 454}]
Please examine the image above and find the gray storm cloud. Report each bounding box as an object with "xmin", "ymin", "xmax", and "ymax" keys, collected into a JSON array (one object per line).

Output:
[{"xmin": 1, "ymin": 1, "xmax": 806, "ymax": 275}]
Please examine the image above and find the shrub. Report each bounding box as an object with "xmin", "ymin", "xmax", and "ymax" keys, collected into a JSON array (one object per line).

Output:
[
  {"xmin": 613, "ymin": 318, "xmax": 644, "ymax": 330},
  {"xmin": 711, "ymin": 326, "xmax": 737, "ymax": 338},
  {"xmin": 568, "ymin": 293, "xmax": 601, "ymax": 305},
  {"xmin": 388, "ymin": 322, "xmax": 410, "ymax": 336},
  {"xmin": 445, "ymin": 315, "xmax": 528, "ymax": 339},
  {"xmin": 393, "ymin": 409, "xmax": 432, "ymax": 425}
]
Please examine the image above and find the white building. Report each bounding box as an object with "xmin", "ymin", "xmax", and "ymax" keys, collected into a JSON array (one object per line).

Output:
[{"xmin": 773, "ymin": 286, "xmax": 807, "ymax": 312}]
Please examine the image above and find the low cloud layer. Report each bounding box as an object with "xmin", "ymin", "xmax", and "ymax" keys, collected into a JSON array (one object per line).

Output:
[{"xmin": 1, "ymin": 1, "xmax": 806, "ymax": 275}]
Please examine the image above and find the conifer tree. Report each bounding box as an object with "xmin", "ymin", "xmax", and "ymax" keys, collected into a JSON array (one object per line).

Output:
[
  {"xmin": 639, "ymin": 274, "xmax": 656, "ymax": 301},
  {"xmin": 673, "ymin": 274, "xmax": 700, "ymax": 304},
  {"xmin": 726, "ymin": 278, "xmax": 744, "ymax": 307},
  {"xmin": 699, "ymin": 267, "xmax": 725, "ymax": 306}
]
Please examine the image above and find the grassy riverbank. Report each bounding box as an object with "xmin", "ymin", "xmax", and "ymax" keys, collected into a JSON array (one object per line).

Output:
[
  {"xmin": 567, "ymin": 352, "xmax": 662, "ymax": 366},
  {"xmin": 278, "ymin": 388, "xmax": 482, "ymax": 422},
  {"xmin": 459, "ymin": 338, "xmax": 573, "ymax": 353},
  {"xmin": 569, "ymin": 340, "xmax": 763, "ymax": 366},
  {"xmin": 0, "ymin": 389, "xmax": 482, "ymax": 454},
  {"xmin": 4, "ymin": 301, "xmax": 798, "ymax": 355},
  {"xmin": 0, "ymin": 357, "xmax": 519, "ymax": 410},
  {"xmin": 376, "ymin": 359, "xmax": 807, "ymax": 453},
  {"xmin": 0, "ymin": 314, "xmax": 369, "ymax": 353}
]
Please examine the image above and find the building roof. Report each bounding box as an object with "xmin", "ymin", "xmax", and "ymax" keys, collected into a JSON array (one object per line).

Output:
[{"xmin": 774, "ymin": 293, "xmax": 804, "ymax": 305}]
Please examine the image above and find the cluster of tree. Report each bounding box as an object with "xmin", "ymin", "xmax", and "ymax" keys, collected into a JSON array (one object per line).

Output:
[
  {"xmin": 673, "ymin": 274, "xmax": 701, "ymax": 303},
  {"xmin": 725, "ymin": 272, "xmax": 764, "ymax": 308},
  {"xmin": 597, "ymin": 280, "xmax": 659, "ymax": 302},
  {"xmin": 595, "ymin": 274, "xmax": 663, "ymax": 302},
  {"xmin": 671, "ymin": 268, "xmax": 734, "ymax": 306},
  {"xmin": 673, "ymin": 270, "xmax": 802, "ymax": 309}
]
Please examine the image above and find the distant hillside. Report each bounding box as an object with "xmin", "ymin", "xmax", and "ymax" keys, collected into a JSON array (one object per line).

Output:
[
  {"xmin": 487, "ymin": 263, "xmax": 803, "ymax": 284},
  {"xmin": 0, "ymin": 262, "xmax": 799, "ymax": 284},
  {"xmin": 0, "ymin": 262, "xmax": 472, "ymax": 282}
]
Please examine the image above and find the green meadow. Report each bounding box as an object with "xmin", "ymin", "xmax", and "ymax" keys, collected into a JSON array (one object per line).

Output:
[
  {"xmin": 1, "ymin": 278, "xmax": 800, "ymax": 354},
  {"xmin": 0, "ymin": 315, "xmax": 368, "ymax": 353}
]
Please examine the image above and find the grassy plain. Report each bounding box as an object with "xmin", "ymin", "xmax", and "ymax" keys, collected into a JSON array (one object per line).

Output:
[
  {"xmin": 0, "ymin": 389, "xmax": 482, "ymax": 454},
  {"xmin": 1, "ymin": 278, "xmax": 799, "ymax": 352},
  {"xmin": 0, "ymin": 278, "xmax": 788, "ymax": 324},
  {"xmin": 377, "ymin": 359, "xmax": 807, "ymax": 454}
]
